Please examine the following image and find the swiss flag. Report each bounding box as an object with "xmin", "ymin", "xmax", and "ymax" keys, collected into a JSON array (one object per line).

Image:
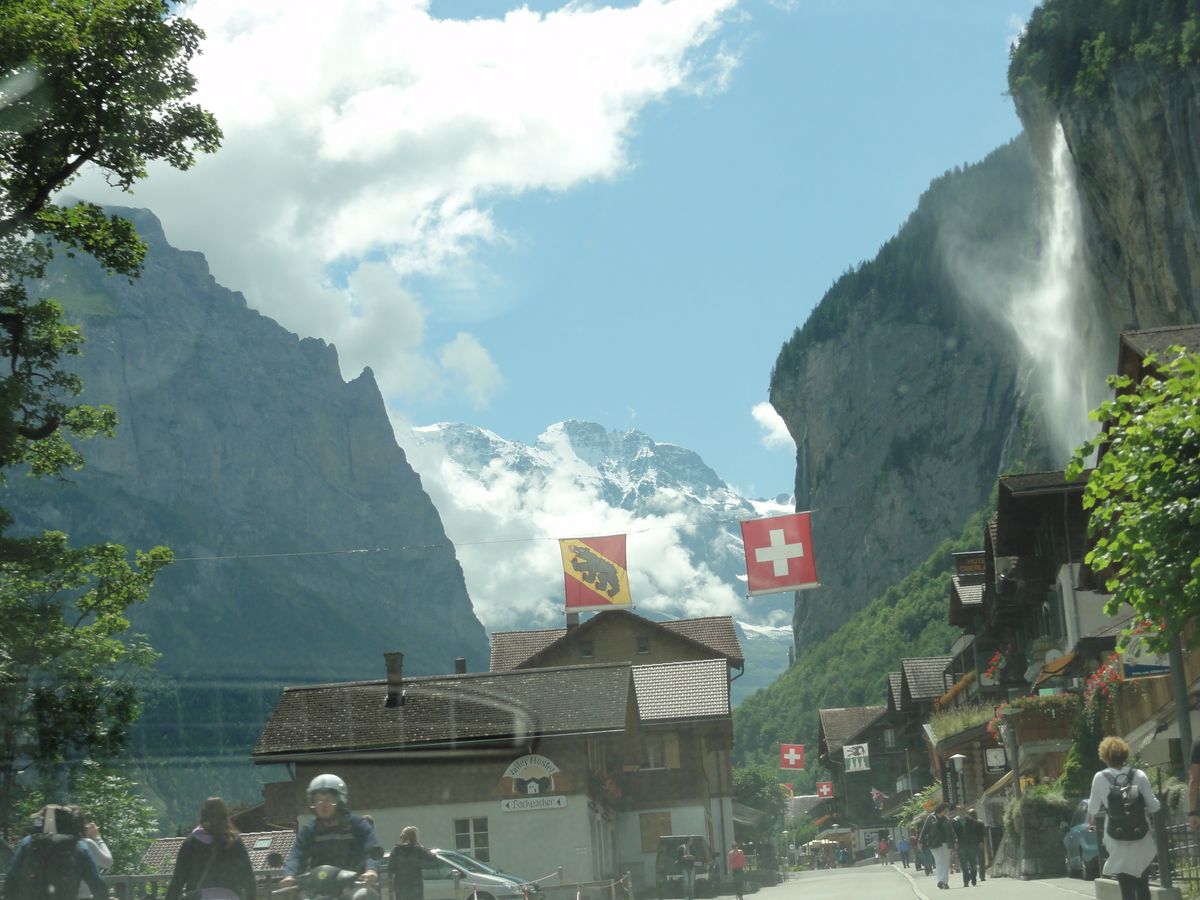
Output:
[
  {"xmin": 779, "ymin": 743, "xmax": 805, "ymax": 770},
  {"xmin": 816, "ymin": 781, "xmax": 834, "ymax": 798},
  {"xmin": 740, "ymin": 512, "xmax": 819, "ymax": 596}
]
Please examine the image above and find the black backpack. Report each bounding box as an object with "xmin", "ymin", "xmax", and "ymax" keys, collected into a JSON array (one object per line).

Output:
[
  {"xmin": 11, "ymin": 833, "xmax": 80, "ymax": 899},
  {"xmin": 1103, "ymin": 770, "xmax": 1149, "ymax": 841}
]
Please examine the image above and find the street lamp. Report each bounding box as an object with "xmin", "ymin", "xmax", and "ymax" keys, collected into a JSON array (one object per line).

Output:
[{"xmin": 949, "ymin": 754, "xmax": 967, "ymax": 808}]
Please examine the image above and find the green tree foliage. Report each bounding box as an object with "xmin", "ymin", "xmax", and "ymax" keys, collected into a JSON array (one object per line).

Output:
[
  {"xmin": 0, "ymin": 533, "xmax": 172, "ymax": 831},
  {"xmin": 732, "ymin": 765, "xmax": 789, "ymax": 840},
  {"xmin": 0, "ymin": 0, "xmax": 221, "ymax": 471},
  {"xmin": 1009, "ymin": 0, "xmax": 1200, "ymax": 103},
  {"xmin": 732, "ymin": 512, "xmax": 987, "ymax": 782},
  {"xmin": 0, "ymin": 0, "xmax": 218, "ymax": 831},
  {"xmin": 18, "ymin": 760, "xmax": 158, "ymax": 874},
  {"xmin": 1066, "ymin": 348, "xmax": 1200, "ymax": 653}
]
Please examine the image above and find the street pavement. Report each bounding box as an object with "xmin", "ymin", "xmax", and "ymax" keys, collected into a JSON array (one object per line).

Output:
[{"xmin": 740, "ymin": 864, "xmax": 1097, "ymax": 900}]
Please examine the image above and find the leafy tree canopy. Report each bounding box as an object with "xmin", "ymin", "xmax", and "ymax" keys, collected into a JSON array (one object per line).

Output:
[
  {"xmin": 0, "ymin": 0, "xmax": 220, "ymax": 471},
  {"xmin": 1067, "ymin": 348, "xmax": 1200, "ymax": 653},
  {"xmin": 732, "ymin": 765, "xmax": 790, "ymax": 839},
  {"xmin": 1009, "ymin": 0, "xmax": 1200, "ymax": 103},
  {"xmin": 0, "ymin": 533, "xmax": 172, "ymax": 831},
  {"xmin": 0, "ymin": 0, "xmax": 217, "ymax": 831}
]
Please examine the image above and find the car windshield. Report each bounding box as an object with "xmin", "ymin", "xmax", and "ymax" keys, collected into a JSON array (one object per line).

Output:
[{"xmin": 438, "ymin": 851, "xmax": 497, "ymax": 876}]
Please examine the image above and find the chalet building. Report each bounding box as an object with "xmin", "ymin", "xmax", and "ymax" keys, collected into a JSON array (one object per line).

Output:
[
  {"xmin": 252, "ymin": 612, "xmax": 742, "ymax": 891},
  {"xmin": 812, "ymin": 706, "xmax": 884, "ymax": 853},
  {"xmin": 490, "ymin": 609, "xmax": 745, "ymax": 677}
]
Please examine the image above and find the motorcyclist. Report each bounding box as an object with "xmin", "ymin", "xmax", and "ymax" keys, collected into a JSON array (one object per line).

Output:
[{"xmin": 280, "ymin": 774, "xmax": 383, "ymax": 898}]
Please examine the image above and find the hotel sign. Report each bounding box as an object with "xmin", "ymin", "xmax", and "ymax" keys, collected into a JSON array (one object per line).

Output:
[{"xmin": 501, "ymin": 796, "xmax": 568, "ymax": 812}]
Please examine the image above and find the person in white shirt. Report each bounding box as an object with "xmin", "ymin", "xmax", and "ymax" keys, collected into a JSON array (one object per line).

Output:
[
  {"xmin": 1087, "ymin": 736, "xmax": 1160, "ymax": 900},
  {"xmin": 75, "ymin": 808, "xmax": 113, "ymax": 899}
]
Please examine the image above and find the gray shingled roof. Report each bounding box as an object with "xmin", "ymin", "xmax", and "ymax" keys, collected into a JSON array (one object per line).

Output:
[
  {"xmin": 141, "ymin": 831, "xmax": 296, "ymax": 873},
  {"xmin": 489, "ymin": 611, "xmax": 744, "ymax": 670},
  {"xmin": 1123, "ymin": 324, "xmax": 1200, "ymax": 358},
  {"xmin": 901, "ymin": 657, "xmax": 953, "ymax": 702},
  {"xmin": 998, "ymin": 470, "xmax": 1088, "ymax": 495},
  {"xmin": 632, "ymin": 658, "xmax": 730, "ymax": 721},
  {"xmin": 887, "ymin": 673, "xmax": 903, "ymax": 711},
  {"xmin": 819, "ymin": 706, "xmax": 886, "ymax": 753},
  {"xmin": 951, "ymin": 576, "xmax": 984, "ymax": 608},
  {"xmin": 253, "ymin": 664, "xmax": 633, "ymax": 758}
]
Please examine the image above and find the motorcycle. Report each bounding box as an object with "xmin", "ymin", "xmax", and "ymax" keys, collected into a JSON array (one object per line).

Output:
[{"xmin": 274, "ymin": 866, "xmax": 376, "ymax": 899}]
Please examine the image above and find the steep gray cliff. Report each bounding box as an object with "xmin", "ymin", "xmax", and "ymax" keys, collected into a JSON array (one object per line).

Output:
[
  {"xmin": 9, "ymin": 208, "xmax": 488, "ymax": 681},
  {"xmin": 770, "ymin": 139, "xmax": 1058, "ymax": 655},
  {"xmin": 1015, "ymin": 65, "xmax": 1200, "ymax": 329},
  {"xmin": 5, "ymin": 208, "xmax": 489, "ymax": 821}
]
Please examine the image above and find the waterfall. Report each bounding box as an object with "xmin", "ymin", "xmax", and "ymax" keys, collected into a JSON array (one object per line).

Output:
[{"xmin": 1007, "ymin": 122, "xmax": 1098, "ymax": 464}]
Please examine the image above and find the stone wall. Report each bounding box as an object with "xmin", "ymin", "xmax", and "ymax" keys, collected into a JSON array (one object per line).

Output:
[{"xmin": 989, "ymin": 794, "xmax": 1071, "ymax": 880}]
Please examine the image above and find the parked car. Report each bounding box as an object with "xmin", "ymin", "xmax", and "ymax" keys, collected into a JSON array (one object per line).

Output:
[
  {"xmin": 414, "ymin": 848, "xmax": 533, "ymax": 900},
  {"xmin": 654, "ymin": 835, "xmax": 719, "ymax": 898},
  {"xmin": 1061, "ymin": 798, "xmax": 1100, "ymax": 880},
  {"xmin": 433, "ymin": 849, "xmax": 541, "ymax": 895}
]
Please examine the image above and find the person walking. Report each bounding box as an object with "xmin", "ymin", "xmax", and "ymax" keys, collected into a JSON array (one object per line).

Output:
[
  {"xmin": 4, "ymin": 805, "xmax": 109, "ymax": 900},
  {"xmin": 165, "ymin": 797, "xmax": 256, "ymax": 900},
  {"xmin": 1089, "ymin": 736, "xmax": 1160, "ymax": 900},
  {"xmin": 919, "ymin": 803, "xmax": 956, "ymax": 890},
  {"xmin": 961, "ymin": 809, "xmax": 986, "ymax": 884},
  {"xmin": 388, "ymin": 827, "xmax": 435, "ymax": 900},
  {"xmin": 676, "ymin": 838, "xmax": 697, "ymax": 900},
  {"xmin": 876, "ymin": 835, "xmax": 889, "ymax": 865},
  {"xmin": 897, "ymin": 834, "xmax": 911, "ymax": 869},
  {"xmin": 726, "ymin": 842, "xmax": 745, "ymax": 900}
]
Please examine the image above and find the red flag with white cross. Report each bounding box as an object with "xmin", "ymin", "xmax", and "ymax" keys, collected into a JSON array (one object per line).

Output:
[
  {"xmin": 740, "ymin": 512, "xmax": 819, "ymax": 596},
  {"xmin": 779, "ymin": 743, "xmax": 805, "ymax": 770},
  {"xmin": 816, "ymin": 781, "xmax": 834, "ymax": 799}
]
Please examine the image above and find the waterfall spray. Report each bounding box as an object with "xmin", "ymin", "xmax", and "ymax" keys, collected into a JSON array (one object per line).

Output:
[{"xmin": 1007, "ymin": 122, "xmax": 1098, "ymax": 464}]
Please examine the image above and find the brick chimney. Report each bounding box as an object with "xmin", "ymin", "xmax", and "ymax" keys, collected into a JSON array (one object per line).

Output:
[
  {"xmin": 566, "ymin": 612, "xmax": 580, "ymax": 631},
  {"xmin": 384, "ymin": 651, "xmax": 405, "ymax": 707},
  {"xmin": 454, "ymin": 657, "xmax": 467, "ymax": 675}
]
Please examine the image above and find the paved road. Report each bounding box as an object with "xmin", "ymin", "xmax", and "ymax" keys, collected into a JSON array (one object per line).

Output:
[{"xmin": 739, "ymin": 865, "xmax": 1097, "ymax": 900}]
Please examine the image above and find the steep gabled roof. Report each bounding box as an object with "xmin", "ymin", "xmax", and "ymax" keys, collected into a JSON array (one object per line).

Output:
[
  {"xmin": 886, "ymin": 673, "xmax": 903, "ymax": 712},
  {"xmin": 141, "ymin": 831, "xmax": 296, "ymax": 873},
  {"xmin": 900, "ymin": 657, "xmax": 953, "ymax": 707},
  {"xmin": 253, "ymin": 663, "xmax": 634, "ymax": 759},
  {"xmin": 818, "ymin": 706, "xmax": 886, "ymax": 754},
  {"xmin": 633, "ymin": 658, "xmax": 731, "ymax": 721},
  {"xmin": 489, "ymin": 610, "xmax": 744, "ymax": 670}
]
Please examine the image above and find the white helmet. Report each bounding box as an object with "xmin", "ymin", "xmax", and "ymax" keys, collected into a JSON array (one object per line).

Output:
[{"xmin": 307, "ymin": 773, "xmax": 349, "ymax": 806}]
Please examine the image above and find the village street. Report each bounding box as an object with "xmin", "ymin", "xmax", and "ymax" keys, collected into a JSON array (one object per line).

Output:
[{"xmin": 746, "ymin": 866, "xmax": 1096, "ymax": 900}]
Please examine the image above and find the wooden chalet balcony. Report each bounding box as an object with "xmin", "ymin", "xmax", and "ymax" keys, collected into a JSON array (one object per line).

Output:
[
  {"xmin": 1110, "ymin": 675, "xmax": 1174, "ymax": 738},
  {"xmin": 1007, "ymin": 701, "xmax": 1074, "ymax": 749}
]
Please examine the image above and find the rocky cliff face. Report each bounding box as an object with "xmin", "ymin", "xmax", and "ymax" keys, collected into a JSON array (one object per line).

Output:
[
  {"xmin": 770, "ymin": 139, "xmax": 1059, "ymax": 655},
  {"xmin": 1015, "ymin": 64, "xmax": 1200, "ymax": 329},
  {"xmin": 9, "ymin": 208, "xmax": 489, "ymax": 682},
  {"xmin": 5, "ymin": 209, "xmax": 489, "ymax": 821}
]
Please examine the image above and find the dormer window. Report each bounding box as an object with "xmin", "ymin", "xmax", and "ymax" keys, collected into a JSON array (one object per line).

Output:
[{"xmin": 580, "ymin": 640, "xmax": 594, "ymax": 659}]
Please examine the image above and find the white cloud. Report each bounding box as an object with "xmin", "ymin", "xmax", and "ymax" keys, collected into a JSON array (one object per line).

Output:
[
  {"xmin": 751, "ymin": 401, "xmax": 794, "ymax": 450},
  {"xmin": 438, "ymin": 333, "xmax": 504, "ymax": 408},
  {"xmin": 397, "ymin": 419, "xmax": 747, "ymax": 631},
  {"xmin": 70, "ymin": 0, "xmax": 738, "ymax": 410}
]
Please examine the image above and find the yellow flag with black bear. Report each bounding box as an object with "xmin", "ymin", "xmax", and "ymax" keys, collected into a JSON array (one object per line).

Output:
[{"xmin": 559, "ymin": 534, "xmax": 632, "ymax": 611}]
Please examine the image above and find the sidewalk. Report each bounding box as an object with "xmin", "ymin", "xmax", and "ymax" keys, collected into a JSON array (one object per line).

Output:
[{"xmin": 891, "ymin": 863, "xmax": 1094, "ymax": 900}]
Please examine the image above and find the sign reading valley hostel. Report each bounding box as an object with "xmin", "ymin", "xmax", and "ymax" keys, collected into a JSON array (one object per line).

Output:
[
  {"xmin": 843, "ymin": 742, "xmax": 870, "ymax": 772},
  {"xmin": 779, "ymin": 743, "xmax": 805, "ymax": 770},
  {"xmin": 740, "ymin": 512, "xmax": 819, "ymax": 596},
  {"xmin": 559, "ymin": 534, "xmax": 632, "ymax": 611}
]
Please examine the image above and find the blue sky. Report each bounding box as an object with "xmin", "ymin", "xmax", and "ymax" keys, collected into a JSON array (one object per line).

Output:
[
  {"xmin": 411, "ymin": 1, "xmax": 1030, "ymax": 498},
  {"xmin": 76, "ymin": 0, "xmax": 1030, "ymax": 501}
]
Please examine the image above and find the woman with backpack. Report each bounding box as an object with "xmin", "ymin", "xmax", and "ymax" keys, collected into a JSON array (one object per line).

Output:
[
  {"xmin": 165, "ymin": 797, "xmax": 256, "ymax": 900},
  {"xmin": 1088, "ymin": 736, "xmax": 1160, "ymax": 900}
]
